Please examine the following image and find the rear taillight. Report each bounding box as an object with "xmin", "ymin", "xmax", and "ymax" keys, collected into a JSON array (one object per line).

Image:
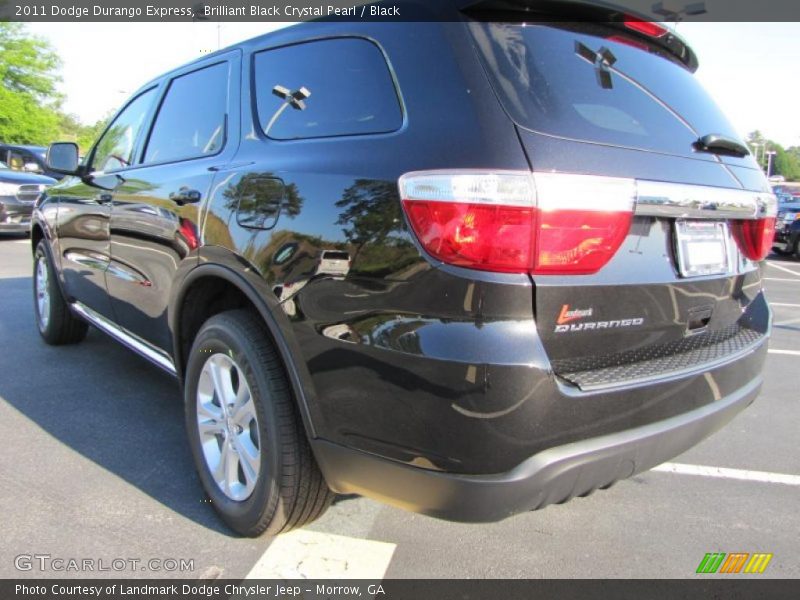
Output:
[
  {"xmin": 399, "ymin": 171, "xmax": 635, "ymax": 275},
  {"xmin": 732, "ymin": 218, "xmax": 776, "ymax": 261},
  {"xmin": 731, "ymin": 194, "xmax": 777, "ymax": 262}
]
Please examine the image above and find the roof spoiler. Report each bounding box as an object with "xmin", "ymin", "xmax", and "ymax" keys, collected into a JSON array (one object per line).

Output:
[{"xmin": 457, "ymin": 0, "xmax": 699, "ymax": 71}]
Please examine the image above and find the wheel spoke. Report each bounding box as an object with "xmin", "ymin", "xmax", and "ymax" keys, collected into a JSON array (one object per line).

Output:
[
  {"xmin": 234, "ymin": 434, "xmax": 260, "ymax": 489},
  {"xmin": 212, "ymin": 441, "xmax": 231, "ymax": 492},
  {"xmin": 225, "ymin": 443, "xmax": 241, "ymax": 495},
  {"xmin": 233, "ymin": 396, "xmax": 256, "ymax": 428},
  {"xmin": 209, "ymin": 356, "xmax": 236, "ymax": 414},
  {"xmin": 198, "ymin": 419, "xmax": 223, "ymax": 438},
  {"xmin": 231, "ymin": 380, "xmax": 251, "ymax": 416},
  {"xmin": 197, "ymin": 397, "xmax": 223, "ymax": 421}
]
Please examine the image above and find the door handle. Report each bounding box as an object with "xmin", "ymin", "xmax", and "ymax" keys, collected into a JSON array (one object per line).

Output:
[
  {"xmin": 169, "ymin": 187, "xmax": 202, "ymax": 206},
  {"xmin": 95, "ymin": 193, "xmax": 113, "ymax": 204}
]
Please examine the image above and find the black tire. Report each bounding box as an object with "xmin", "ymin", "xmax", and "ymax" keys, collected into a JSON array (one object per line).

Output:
[
  {"xmin": 33, "ymin": 240, "xmax": 88, "ymax": 345},
  {"xmin": 184, "ymin": 309, "xmax": 333, "ymax": 537},
  {"xmin": 793, "ymin": 238, "xmax": 800, "ymax": 260},
  {"xmin": 772, "ymin": 246, "xmax": 792, "ymax": 256}
]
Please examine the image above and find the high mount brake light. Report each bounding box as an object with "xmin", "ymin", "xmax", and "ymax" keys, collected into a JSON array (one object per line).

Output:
[
  {"xmin": 623, "ymin": 17, "xmax": 669, "ymax": 39},
  {"xmin": 398, "ymin": 171, "xmax": 636, "ymax": 275}
]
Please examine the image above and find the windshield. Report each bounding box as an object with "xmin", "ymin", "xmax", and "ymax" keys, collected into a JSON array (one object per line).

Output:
[{"xmin": 470, "ymin": 22, "xmax": 742, "ymax": 158}]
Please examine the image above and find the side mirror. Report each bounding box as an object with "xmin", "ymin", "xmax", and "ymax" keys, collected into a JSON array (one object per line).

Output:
[
  {"xmin": 23, "ymin": 162, "xmax": 42, "ymax": 173},
  {"xmin": 46, "ymin": 142, "xmax": 80, "ymax": 175}
]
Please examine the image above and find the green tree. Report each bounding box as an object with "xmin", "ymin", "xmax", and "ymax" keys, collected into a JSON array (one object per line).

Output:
[
  {"xmin": 57, "ymin": 111, "xmax": 112, "ymax": 154},
  {"xmin": 0, "ymin": 22, "xmax": 62, "ymax": 102},
  {"xmin": 0, "ymin": 22, "xmax": 64, "ymax": 145},
  {"xmin": 745, "ymin": 131, "xmax": 800, "ymax": 181},
  {"xmin": 335, "ymin": 179, "xmax": 403, "ymax": 261},
  {"xmin": 0, "ymin": 86, "xmax": 61, "ymax": 145},
  {"xmin": 75, "ymin": 115, "xmax": 111, "ymax": 154},
  {"xmin": 773, "ymin": 146, "xmax": 800, "ymax": 181}
]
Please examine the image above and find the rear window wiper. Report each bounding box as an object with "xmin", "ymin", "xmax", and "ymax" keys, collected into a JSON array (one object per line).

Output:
[{"xmin": 694, "ymin": 133, "xmax": 750, "ymax": 158}]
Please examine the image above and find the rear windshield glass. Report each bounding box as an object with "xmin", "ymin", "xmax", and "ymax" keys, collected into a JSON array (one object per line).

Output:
[{"xmin": 470, "ymin": 22, "xmax": 740, "ymax": 157}]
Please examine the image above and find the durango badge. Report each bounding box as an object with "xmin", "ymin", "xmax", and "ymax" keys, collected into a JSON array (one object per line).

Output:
[{"xmin": 555, "ymin": 304, "xmax": 645, "ymax": 333}]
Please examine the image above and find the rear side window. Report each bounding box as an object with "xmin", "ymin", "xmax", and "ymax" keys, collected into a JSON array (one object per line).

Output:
[
  {"xmin": 471, "ymin": 22, "xmax": 740, "ymax": 157},
  {"xmin": 144, "ymin": 62, "xmax": 228, "ymax": 164},
  {"xmin": 253, "ymin": 38, "xmax": 402, "ymax": 140}
]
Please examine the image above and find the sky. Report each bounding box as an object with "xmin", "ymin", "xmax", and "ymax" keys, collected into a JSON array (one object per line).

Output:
[{"xmin": 25, "ymin": 21, "xmax": 800, "ymax": 149}]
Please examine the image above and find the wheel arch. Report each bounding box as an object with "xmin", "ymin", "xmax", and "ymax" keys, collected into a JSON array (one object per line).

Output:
[
  {"xmin": 30, "ymin": 223, "xmax": 45, "ymax": 256},
  {"xmin": 170, "ymin": 262, "xmax": 320, "ymax": 439}
]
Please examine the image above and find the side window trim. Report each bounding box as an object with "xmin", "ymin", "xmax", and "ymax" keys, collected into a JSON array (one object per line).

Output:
[
  {"xmin": 86, "ymin": 84, "xmax": 161, "ymax": 175},
  {"xmin": 138, "ymin": 58, "xmax": 233, "ymax": 168}
]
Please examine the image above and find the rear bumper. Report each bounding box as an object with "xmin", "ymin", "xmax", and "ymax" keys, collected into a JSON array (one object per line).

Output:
[{"xmin": 313, "ymin": 374, "xmax": 761, "ymax": 522}]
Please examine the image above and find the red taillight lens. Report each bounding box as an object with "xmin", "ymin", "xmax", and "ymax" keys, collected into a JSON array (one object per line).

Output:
[
  {"xmin": 535, "ymin": 209, "xmax": 633, "ymax": 274},
  {"xmin": 402, "ymin": 201, "xmax": 534, "ymax": 272},
  {"xmin": 399, "ymin": 172, "xmax": 635, "ymax": 275},
  {"xmin": 732, "ymin": 217, "xmax": 776, "ymax": 261}
]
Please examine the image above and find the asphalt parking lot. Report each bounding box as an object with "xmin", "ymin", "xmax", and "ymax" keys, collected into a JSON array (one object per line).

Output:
[{"xmin": 1, "ymin": 233, "xmax": 798, "ymax": 580}]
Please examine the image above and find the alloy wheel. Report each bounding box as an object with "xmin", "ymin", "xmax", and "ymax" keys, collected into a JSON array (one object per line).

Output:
[
  {"xmin": 35, "ymin": 256, "xmax": 50, "ymax": 330},
  {"xmin": 196, "ymin": 353, "xmax": 262, "ymax": 501}
]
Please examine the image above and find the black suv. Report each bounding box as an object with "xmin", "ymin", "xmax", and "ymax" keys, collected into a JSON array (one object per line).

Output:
[
  {"xmin": 32, "ymin": 1, "xmax": 775, "ymax": 536},
  {"xmin": 773, "ymin": 199, "xmax": 800, "ymax": 258}
]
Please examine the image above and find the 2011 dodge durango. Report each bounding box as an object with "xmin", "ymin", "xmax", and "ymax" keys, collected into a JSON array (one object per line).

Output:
[{"xmin": 31, "ymin": 1, "xmax": 774, "ymax": 536}]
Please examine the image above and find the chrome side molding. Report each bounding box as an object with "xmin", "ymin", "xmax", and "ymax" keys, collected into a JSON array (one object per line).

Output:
[
  {"xmin": 635, "ymin": 180, "xmax": 777, "ymax": 220},
  {"xmin": 70, "ymin": 302, "xmax": 177, "ymax": 376}
]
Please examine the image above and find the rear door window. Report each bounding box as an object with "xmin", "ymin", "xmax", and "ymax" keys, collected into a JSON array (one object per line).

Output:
[
  {"xmin": 470, "ymin": 22, "xmax": 741, "ymax": 157},
  {"xmin": 253, "ymin": 38, "xmax": 402, "ymax": 140},
  {"xmin": 143, "ymin": 62, "xmax": 229, "ymax": 164}
]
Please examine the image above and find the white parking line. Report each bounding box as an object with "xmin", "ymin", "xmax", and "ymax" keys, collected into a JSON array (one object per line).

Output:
[
  {"xmin": 244, "ymin": 529, "xmax": 396, "ymax": 579},
  {"xmin": 763, "ymin": 277, "xmax": 800, "ymax": 282},
  {"xmin": 774, "ymin": 318, "xmax": 800, "ymax": 327},
  {"xmin": 766, "ymin": 262, "xmax": 800, "ymax": 278},
  {"xmin": 653, "ymin": 463, "xmax": 800, "ymax": 486},
  {"xmin": 768, "ymin": 349, "xmax": 800, "ymax": 356},
  {"xmin": 770, "ymin": 303, "xmax": 800, "ymax": 308}
]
